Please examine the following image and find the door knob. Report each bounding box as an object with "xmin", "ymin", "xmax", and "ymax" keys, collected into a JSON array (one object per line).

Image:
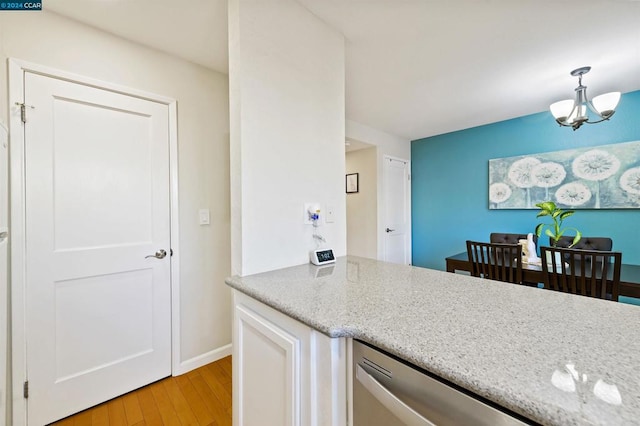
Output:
[
  {"xmin": 145, "ymin": 249, "xmax": 167, "ymax": 259},
  {"xmin": 385, "ymin": 228, "xmax": 395, "ymax": 233}
]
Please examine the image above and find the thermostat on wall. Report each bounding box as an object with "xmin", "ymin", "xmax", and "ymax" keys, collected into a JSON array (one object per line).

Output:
[{"xmin": 310, "ymin": 248, "xmax": 335, "ymax": 266}]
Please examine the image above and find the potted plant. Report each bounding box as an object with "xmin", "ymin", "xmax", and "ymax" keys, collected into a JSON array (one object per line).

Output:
[
  {"xmin": 535, "ymin": 201, "xmax": 582, "ymax": 266},
  {"xmin": 535, "ymin": 201, "xmax": 582, "ymax": 247},
  {"xmin": 536, "ymin": 201, "xmax": 582, "ymax": 265}
]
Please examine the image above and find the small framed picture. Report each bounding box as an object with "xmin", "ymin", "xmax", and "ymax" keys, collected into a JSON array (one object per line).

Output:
[{"xmin": 346, "ymin": 173, "xmax": 359, "ymax": 193}]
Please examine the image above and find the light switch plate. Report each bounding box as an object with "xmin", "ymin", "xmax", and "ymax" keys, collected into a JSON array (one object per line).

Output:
[
  {"xmin": 199, "ymin": 209, "xmax": 210, "ymax": 225},
  {"xmin": 326, "ymin": 204, "xmax": 335, "ymax": 223}
]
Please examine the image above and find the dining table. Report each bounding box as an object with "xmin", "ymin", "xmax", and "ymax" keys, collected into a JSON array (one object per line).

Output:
[{"xmin": 445, "ymin": 251, "xmax": 640, "ymax": 299}]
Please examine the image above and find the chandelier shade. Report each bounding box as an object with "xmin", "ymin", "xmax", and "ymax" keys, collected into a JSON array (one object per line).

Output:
[
  {"xmin": 591, "ymin": 92, "xmax": 621, "ymax": 116},
  {"xmin": 549, "ymin": 66, "xmax": 620, "ymax": 130}
]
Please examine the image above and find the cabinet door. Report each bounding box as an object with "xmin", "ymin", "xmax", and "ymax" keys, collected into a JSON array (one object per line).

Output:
[
  {"xmin": 232, "ymin": 290, "xmax": 348, "ymax": 426},
  {"xmin": 234, "ymin": 295, "xmax": 307, "ymax": 426}
]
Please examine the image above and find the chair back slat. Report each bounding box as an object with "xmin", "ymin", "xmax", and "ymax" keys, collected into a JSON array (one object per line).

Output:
[
  {"xmin": 466, "ymin": 241, "xmax": 523, "ymax": 284},
  {"xmin": 540, "ymin": 246, "xmax": 622, "ymax": 302}
]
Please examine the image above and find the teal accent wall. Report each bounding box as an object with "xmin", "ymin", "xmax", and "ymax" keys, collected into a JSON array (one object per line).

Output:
[{"xmin": 411, "ymin": 90, "xmax": 640, "ymax": 272}]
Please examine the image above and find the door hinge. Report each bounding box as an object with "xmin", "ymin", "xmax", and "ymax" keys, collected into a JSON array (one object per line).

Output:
[
  {"xmin": 170, "ymin": 248, "xmax": 173, "ymax": 256},
  {"xmin": 23, "ymin": 380, "xmax": 29, "ymax": 399},
  {"xmin": 15, "ymin": 102, "xmax": 34, "ymax": 123}
]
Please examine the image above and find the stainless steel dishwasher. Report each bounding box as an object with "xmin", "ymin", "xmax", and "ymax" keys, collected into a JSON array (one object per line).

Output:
[{"xmin": 352, "ymin": 340, "xmax": 532, "ymax": 425}]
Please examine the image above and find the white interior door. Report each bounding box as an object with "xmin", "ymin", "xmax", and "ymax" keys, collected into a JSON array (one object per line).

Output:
[
  {"xmin": 24, "ymin": 72, "xmax": 172, "ymax": 425},
  {"xmin": 382, "ymin": 156, "xmax": 411, "ymax": 264}
]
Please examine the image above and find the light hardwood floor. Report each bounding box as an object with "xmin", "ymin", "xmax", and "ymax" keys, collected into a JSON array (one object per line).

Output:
[{"xmin": 50, "ymin": 356, "xmax": 232, "ymax": 426}]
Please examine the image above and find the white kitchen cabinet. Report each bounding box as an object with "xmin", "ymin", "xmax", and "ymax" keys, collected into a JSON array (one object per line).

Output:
[{"xmin": 232, "ymin": 290, "xmax": 347, "ymax": 426}]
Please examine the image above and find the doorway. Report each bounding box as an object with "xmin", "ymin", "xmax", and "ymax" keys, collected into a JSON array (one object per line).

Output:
[
  {"xmin": 345, "ymin": 140, "xmax": 377, "ymax": 259},
  {"xmin": 382, "ymin": 156, "xmax": 411, "ymax": 265},
  {"xmin": 9, "ymin": 60, "xmax": 180, "ymax": 425}
]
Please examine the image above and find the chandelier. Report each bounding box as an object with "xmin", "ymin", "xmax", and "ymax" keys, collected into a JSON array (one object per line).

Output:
[{"xmin": 549, "ymin": 66, "xmax": 620, "ymax": 131}]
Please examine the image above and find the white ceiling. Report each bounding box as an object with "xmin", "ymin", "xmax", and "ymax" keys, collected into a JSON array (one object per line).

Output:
[
  {"xmin": 47, "ymin": 0, "xmax": 640, "ymax": 141},
  {"xmin": 46, "ymin": 0, "xmax": 229, "ymax": 72}
]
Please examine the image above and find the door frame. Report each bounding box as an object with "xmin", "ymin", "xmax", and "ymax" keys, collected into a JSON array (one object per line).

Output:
[
  {"xmin": 8, "ymin": 58, "xmax": 181, "ymax": 425},
  {"xmin": 381, "ymin": 155, "xmax": 412, "ymax": 264}
]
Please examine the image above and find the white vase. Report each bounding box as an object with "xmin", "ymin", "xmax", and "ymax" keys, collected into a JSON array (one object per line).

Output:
[{"xmin": 518, "ymin": 239, "xmax": 529, "ymax": 263}]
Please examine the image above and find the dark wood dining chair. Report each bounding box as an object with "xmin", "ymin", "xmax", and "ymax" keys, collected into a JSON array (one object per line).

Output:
[
  {"xmin": 553, "ymin": 236, "xmax": 612, "ymax": 251},
  {"xmin": 491, "ymin": 232, "xmax": 537, "ymax": 247},
  {"xmin": 466, "ymin": 241, "xmax": 523, "ymax": 284},
  {"xmin": 540, "ymin": 246, "xmax": 622, "ymax": 301}
]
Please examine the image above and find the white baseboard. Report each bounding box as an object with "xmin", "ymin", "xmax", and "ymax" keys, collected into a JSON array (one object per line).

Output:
[{"xmin": 174, "ymin": 343, "xmax": 232, "ymax": 376}]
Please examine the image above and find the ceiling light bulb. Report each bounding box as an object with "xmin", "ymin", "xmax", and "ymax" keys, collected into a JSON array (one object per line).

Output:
[
  {"xmin": 592, "ymin": 92, "xmax": 621, "ymax": 117},
  {"xmin": 550, "ymin": 99, "xmax": 575, "ymax": 121}
]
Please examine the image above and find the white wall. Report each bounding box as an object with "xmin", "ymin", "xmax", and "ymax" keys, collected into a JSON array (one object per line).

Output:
[
  {"xmin": 0, "ymin": 10, "xmax": 231, "ymax": 405},
  {"xmin": 229, "ymin": 0, "xmax": 346, "ymax": 276},
  {"xmin": 0, "ymin": 122, "xmax": 8, "ymax": 426},
  {"xmin": 346, "ymin": 120, "xmax": 411, "ymax": 259},
  {"xmin": 346, "ymin": 147, "xmax": 378, "ymax": 259}
]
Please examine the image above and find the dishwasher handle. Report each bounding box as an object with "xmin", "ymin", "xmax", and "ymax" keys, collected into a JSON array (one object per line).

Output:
[{"xmin": 356, "ymin": 364, "xmax": 436, "ymax": 426}]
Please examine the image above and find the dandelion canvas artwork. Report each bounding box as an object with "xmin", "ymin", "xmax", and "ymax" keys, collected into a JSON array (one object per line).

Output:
[{"xmin": 489, "ymin": 140, "xmax": 640, "ymax": 209}]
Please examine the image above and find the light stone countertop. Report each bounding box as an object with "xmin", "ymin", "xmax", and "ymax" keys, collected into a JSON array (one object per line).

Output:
[{"xmin": 225, "ymin": 256, "xmax": 640, "ymax": 426}]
